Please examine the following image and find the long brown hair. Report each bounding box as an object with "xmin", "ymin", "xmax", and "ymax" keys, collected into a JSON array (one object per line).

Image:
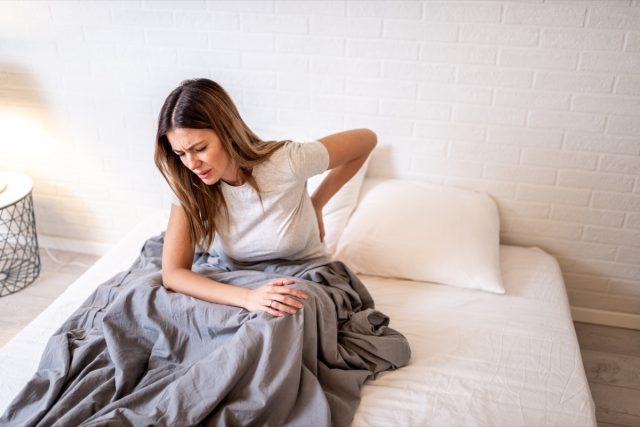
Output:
[{"xmin": 154, "ymin": 78, "xmax": 286, "ymax": 249}]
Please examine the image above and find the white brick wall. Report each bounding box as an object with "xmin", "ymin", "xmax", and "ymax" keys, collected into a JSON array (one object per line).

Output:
[{"xmin": 0, "ymin": 0, "xmax": 639, "ymax": 320}]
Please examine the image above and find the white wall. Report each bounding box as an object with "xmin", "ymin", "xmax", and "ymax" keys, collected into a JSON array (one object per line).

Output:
[{"xmin": 0, "ymin": 0, "xmax": 639, "ymax": 324}]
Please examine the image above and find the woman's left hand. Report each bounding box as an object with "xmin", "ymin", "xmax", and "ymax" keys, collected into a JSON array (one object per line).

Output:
[{"xmin": 244, "ymin": 278, "xmax": 307, "ymax": 316}]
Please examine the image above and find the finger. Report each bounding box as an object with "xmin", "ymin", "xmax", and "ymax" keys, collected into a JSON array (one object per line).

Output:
[
  {"xmin": 270, "ymin": 299, "xmax": 299, "ymax": 315},
  {"xmin": 270, "ymin": 278, "xmax": 295, "ymax": 286},
  {"xmin": 263, "ymin": 299, "xmax": 284, "ymax": 317},
  {"xmin": 264, "ymin": 307, "xmax": 283, "ymax": 317},
  {"xmin": 272, "ymin": 286, "xmax": 308, "ymax": 300},
  {"xmin": 271, "ymin": 294, "xmax": 304, "ymax": 310}
]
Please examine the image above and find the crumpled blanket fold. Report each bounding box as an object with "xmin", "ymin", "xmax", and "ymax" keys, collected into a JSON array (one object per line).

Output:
[{"xmin": 0, "ymin": 233, "xmax": 411, "ymax": 427}]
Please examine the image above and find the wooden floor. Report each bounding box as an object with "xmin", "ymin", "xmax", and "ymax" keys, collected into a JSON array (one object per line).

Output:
[
  {"xmin": 574, "ymin": 321, "xmax": 640, "ymax": 427},
  {"xmin": 0, "ymin": 248, "xmax": 100, "ymax": 348},
  {"xmin": 1, "ymin": 248, "xmax": 639, "ymax": 426}
]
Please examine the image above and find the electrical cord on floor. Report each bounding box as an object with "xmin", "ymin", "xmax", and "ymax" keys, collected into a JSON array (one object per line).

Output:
[{"xmin": 42, "ymin": 246, "xmax": 94, "ymax": 269}]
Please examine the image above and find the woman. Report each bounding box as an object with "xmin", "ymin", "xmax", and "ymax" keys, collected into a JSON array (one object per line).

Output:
[
  {"xmin": 1, "ymin": 78, "xmax": 407, "ymax": 427},
  {"xmin": 154, "ymin": 78, "xmax": 377, "ymax": 317}
]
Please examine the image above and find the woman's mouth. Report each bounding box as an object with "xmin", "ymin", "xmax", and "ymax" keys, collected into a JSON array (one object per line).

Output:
[{"xmin": 197, "ymin": 170, "xmax": 210, "ymax": 178}]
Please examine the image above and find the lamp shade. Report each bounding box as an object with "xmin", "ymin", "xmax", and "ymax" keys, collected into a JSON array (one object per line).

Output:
[{"xmin": 0, "ymin": 173, "xmax": 33, "ymax": 209}]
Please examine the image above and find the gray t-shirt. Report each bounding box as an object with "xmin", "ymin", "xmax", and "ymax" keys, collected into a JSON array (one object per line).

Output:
[{"xmin": 172, "ymin": 141, "xmax": 330, "ymax": 262}]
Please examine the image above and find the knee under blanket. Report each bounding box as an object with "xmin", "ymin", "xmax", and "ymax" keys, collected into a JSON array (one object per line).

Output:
[{"xmin": 0, "ymin": 233, "xmax": 411, "ymax": 427}]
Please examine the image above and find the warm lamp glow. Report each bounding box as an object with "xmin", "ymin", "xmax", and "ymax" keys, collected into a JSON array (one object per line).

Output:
[{"xmin": 0, "ymin": 106, "xmax": 54, "ymax": 154}]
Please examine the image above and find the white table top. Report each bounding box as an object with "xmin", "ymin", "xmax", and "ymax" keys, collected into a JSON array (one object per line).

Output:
[{"xmin": 0, "ymin": 172, "xmax": 33, "ymax": 209}]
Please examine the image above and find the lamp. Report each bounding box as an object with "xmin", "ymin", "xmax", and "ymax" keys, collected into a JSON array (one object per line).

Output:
[{"xmin": 0, "ymin": 172, "xmax": 41, "ymax": 296}]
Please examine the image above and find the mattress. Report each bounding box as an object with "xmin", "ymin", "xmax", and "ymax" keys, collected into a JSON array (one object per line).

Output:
[{"xmin": 0, "ymin": 209, "xmax": 596, "ymax": 426}]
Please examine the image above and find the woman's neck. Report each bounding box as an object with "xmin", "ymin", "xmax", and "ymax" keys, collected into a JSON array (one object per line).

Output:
[{"xmin": 222, "ymin": 165, "xmax": 245, "ymax": 186}]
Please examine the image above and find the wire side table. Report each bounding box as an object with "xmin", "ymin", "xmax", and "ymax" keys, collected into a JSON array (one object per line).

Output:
[{"xmin": 0, "ymin": 172, "xmax": 41, "ymax": 297}]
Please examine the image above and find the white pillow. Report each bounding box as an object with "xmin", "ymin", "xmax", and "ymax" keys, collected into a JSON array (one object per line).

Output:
[
  {"xmin": 334, "ymin": 178, "xmax": 504, "ymax": 294},
  {"xmin": 307, "ymin": 158, "xmax": 369, "ymax": 255}
]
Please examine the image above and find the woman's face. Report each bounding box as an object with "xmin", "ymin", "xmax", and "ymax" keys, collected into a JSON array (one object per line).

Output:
[{"xmin": 166, "ymin": 127, "xmax": 239, "ymax": 185}]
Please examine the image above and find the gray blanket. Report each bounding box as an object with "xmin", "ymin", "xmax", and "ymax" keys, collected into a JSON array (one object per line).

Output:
[{"xmin": 1, "ymin": 233, "xmax": 411, "ymax": 426}]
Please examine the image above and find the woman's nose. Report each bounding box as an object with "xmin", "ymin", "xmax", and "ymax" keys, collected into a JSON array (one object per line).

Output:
[{"xmin": 185, "ymin": 153, "xmax": 200, "ymax": 169}]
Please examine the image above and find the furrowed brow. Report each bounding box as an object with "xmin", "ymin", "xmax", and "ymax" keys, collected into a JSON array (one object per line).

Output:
[{"xmin": 173, "ymin": 140, "xmax": 206, "ymax": 154}]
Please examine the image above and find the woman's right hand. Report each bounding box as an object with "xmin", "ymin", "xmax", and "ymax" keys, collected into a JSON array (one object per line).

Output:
[{"xmin": 244, "ymin": 278, "xmax": 308, "ymax": 317}]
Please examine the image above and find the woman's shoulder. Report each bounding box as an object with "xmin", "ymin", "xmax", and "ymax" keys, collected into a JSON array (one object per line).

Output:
[
  {"xmin": 260, "ymin": 140, "xmax": 315, "ymax": 167},
  {"xmin": 254, "ymin": 140, "xmax": 328, "ymax": 181}
]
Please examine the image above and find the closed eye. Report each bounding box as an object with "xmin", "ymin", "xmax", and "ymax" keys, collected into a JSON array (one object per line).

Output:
[{"xmin": 173, "ymin": 144, "xmax": 207, "ymax": 156}]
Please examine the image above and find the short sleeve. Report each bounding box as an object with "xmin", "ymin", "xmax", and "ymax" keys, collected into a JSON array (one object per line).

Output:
[{"xmin": 286, "ymin": 141, "xmax": 330, "ymax": 181}]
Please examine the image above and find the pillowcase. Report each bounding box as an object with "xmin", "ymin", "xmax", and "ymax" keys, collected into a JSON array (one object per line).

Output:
[
  {"xmin": 307, "ymin": 158, "xmax": 369, "ymax": 255},
  {"xmin": 334, "ymin": 178, "xmax": 504, "ymax": 294}
]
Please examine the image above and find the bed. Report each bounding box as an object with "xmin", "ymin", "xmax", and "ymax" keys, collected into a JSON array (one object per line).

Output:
[{"xmin": 0, "ymin": 176, "xmax": 597, "ymax": 426}]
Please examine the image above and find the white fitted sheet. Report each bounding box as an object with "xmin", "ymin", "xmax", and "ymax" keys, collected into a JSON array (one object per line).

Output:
[
  {"xmin": 354, "ymin": 247, "xmax": 596, "ymax": 426},
  {"xmin": 0, "ymin": 209, "xmax": 596, "ymax": 426}
]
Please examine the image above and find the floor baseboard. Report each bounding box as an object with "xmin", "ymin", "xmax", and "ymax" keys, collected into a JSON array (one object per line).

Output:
[
  {"xmin": 572, "ymin": 306, "xmax": 640, "ymax": 331},
  {"xmin": 38, "ymin": 235, "xmax": 113, "ymax": 256}
]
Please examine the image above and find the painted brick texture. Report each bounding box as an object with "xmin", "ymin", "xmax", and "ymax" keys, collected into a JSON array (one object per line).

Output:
[{"xmin": 0, "ymin": 0, "xmax": 638, "ymax": 317}]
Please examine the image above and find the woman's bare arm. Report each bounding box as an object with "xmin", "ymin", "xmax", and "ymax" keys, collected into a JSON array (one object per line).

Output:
[
  {"xmin": 161, "ymin": 204, "xmax": 306, "ymax": 315},
  {"xmin": 311, "ymin": 128, "xmax": 377, "ymax": 239}
]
